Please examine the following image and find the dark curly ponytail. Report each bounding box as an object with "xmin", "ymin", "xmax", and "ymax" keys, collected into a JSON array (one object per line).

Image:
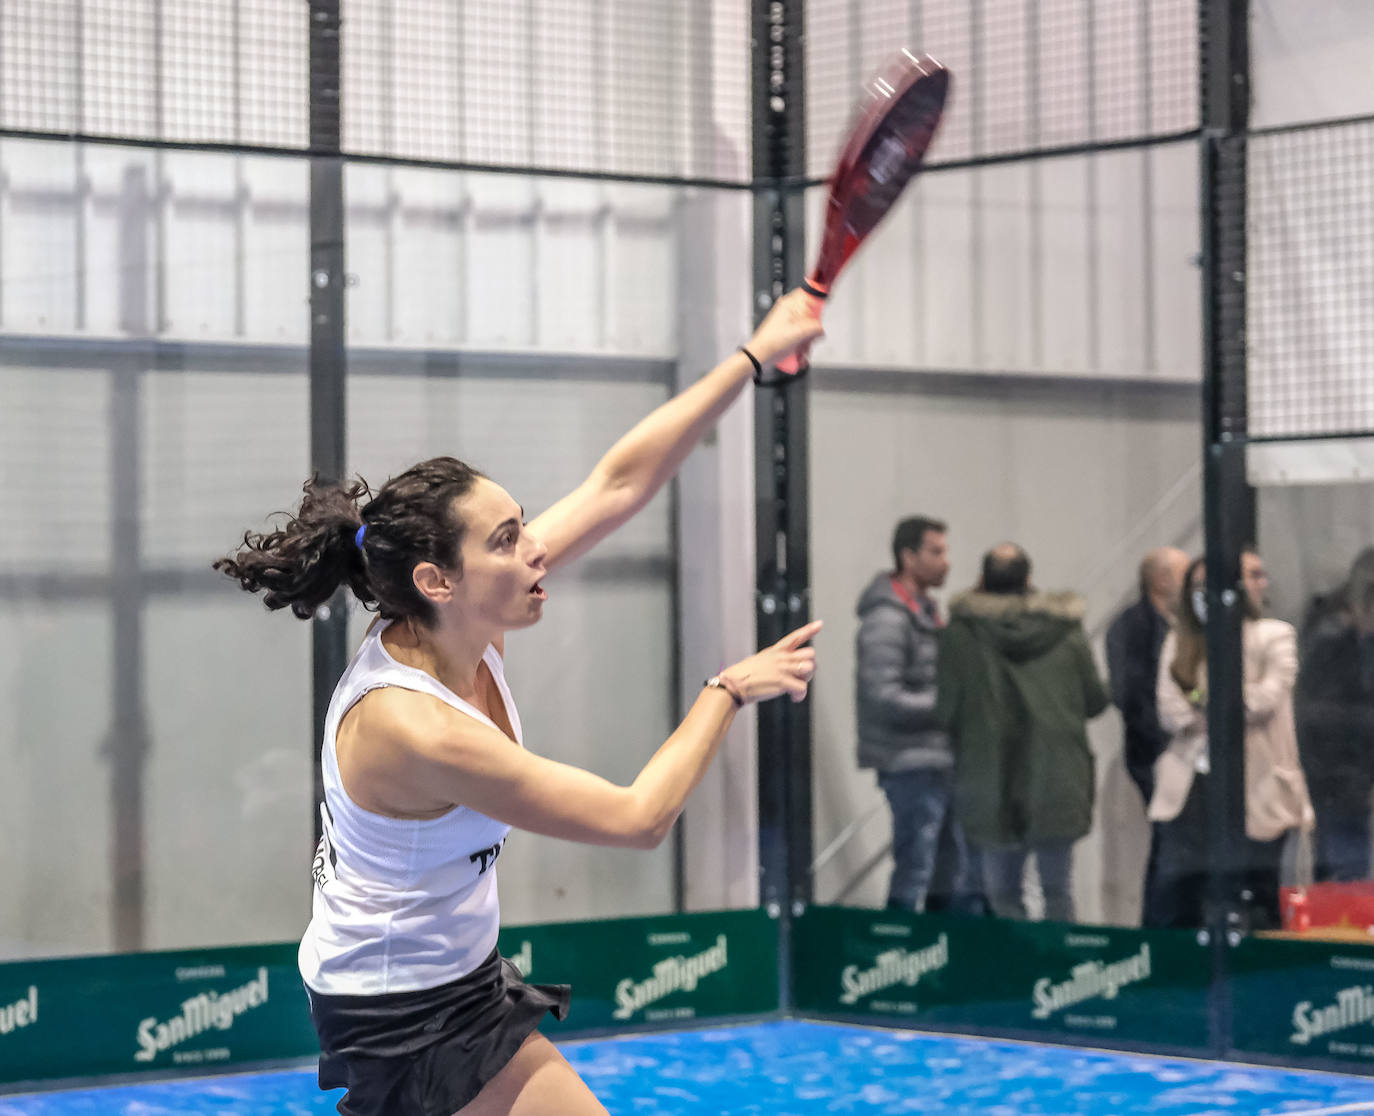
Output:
[{"xmin": 215, "ymin": 456, "xmax": 485, "ymax": 626}]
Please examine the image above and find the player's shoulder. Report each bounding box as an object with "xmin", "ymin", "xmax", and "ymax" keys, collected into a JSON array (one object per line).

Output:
[{"xmin": 353, "ymin": 685, "xmax": 488, "ymax": 755}]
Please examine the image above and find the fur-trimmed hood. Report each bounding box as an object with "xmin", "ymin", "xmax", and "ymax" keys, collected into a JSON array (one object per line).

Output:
[{"xmin": 947, "ymin": 589, "xmax": 1087, "ymax": 662}]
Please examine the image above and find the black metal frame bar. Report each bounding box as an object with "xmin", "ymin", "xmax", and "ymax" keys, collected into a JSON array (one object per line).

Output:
[
  {"xmin": 1198, "ymin": 0, "xmax": 1254, "ymax": 1058},
  {"xmin": 751, "ymin": 0, "xmax": 812, "ymax": 1008},
  {"xmin": 309, "ymin": 0, "xmax": 349, "ymax": 841}
]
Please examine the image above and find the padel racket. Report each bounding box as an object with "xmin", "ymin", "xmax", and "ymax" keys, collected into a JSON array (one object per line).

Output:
[{"xmin": 778, "ymin": 50, "xmax": 950, "ymax": 374}]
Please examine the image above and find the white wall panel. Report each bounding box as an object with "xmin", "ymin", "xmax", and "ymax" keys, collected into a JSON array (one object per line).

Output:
[
  {"xmin": 82, "ymin": 148, "xmax": 155, "ymax": 337},
  {"xmin": 1093, "ymin": 151, "xmax": 1150, "ymax": 378},
  {"xmin": 161, "ymin": 152, "xmax": 241, "ymax": 340},
  {"xmin": 0, "ymin": 141, "xmax": 80, "ymax": 335},
  {"xmin": 1251, "ymin": 0, "xmax": 1374, "ymax": 129},
  {"xmin": 979, "ymin": 163, "xmax": 1035, "ymax": 370},
  {"xmin": 535, "ymin": 181, "xmax": 609, "ymax": 352},
  {"xmin": 345, "ymin": 172, "xmax": 681, "ymax": 355},
  {"xmin": 390, "ymin": 169, "xmax": 467, "ymax": 348},
  {"xmin": 0, "ymin": 366, "xmax": 111, "ymax": 571},
  {"xmin": 604, "ymin": 185, "xmax": 677, "ymax": 354},
  {"xmin": 463, "ymin": 176, "xmax": 539, "ymax": 349},
  {"xmin": 0, "ymin": 605, "xmax": 115, "ymax": 958},
  {"xmin": 1149, "ymin": 142, "xmax": 1202, "ymax": 381},
  {"xmin": 0, "ymin": 153, "xmax": 677, "ymax": 356},
  {"xmin": 919, "ymin": 170, "xmax": 978, "ymax": 367},
  {"xmin": 344, "ymin": 165, "xmax": 394, "ymax": 345},
  {"xmin": 241, "ymin": 160, "xmax": 309, "ymax": 344},
  {"xmin": 1037, "ymin": 157, "xmax": 1093, "ymax": 375},
  {"xmin": 802, "ymin": 141, "xmax": 1198, "ymax": 381}
]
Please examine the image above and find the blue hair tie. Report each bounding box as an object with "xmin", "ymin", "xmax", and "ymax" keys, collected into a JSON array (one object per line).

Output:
[{"xmin": 354, "ymin": 524, "xmax": 367, "ymax": 550}]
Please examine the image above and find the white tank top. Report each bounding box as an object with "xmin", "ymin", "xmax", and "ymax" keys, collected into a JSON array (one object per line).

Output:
[{"xmin": 298, "ymin": 620, "xmax": 521, "ymax": 996}]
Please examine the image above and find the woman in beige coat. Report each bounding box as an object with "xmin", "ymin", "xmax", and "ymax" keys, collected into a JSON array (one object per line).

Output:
[{"xmin": 1148, "ymin": 554, "xmax": 1314, "ymax": 929}]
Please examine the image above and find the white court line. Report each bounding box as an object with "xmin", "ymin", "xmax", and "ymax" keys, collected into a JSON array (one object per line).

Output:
[{"xmin": 1255, "ymin": 1104, "xmax": 1374, "ymax": 1116}]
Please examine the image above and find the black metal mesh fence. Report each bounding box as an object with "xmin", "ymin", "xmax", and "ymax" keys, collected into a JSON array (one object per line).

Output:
[
  {"xmin": 1246, "ymin": 119, "xmax": 1374, "ymax": 440},
  {"xmin": 0, "ymin": 2, "xmax": 752, "ymax": 183},
  {"xmin": 803, "ymin": 0, "xmax": 1199, "ymax": 177},
  {"xmin": 0, "ymin": 0, "xmax": 308, "ymax": 147},
  {"xmin": 338, "ymin": 0, "xmax": 751, "ymax": 181}
]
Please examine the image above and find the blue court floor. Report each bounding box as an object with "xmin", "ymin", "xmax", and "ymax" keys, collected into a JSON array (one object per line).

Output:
[{"xmin": 3, "ymin": 1020, "xmax": 1374, "ymax": 1115}]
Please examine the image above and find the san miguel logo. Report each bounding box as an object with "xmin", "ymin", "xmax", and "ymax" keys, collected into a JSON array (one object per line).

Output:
[
  {"xmin": 134, "ymin": 969, "xmax": 270, "ymax": 1063},
  {"xmin": 1291, "ymin": 984, "xmax": 1374, "ymax": 1046},
  {"xmin": 612, "ymin": 935, "xmax": 728, "ymax": 1021},
  {"xmin": 839, "ymin": 933, "xmax": 949, "ymax": 1006},
  {"xmin": 1030, "ymin": 944, "xmax": 1151, "ymax": 1020},
  {"xmin": 0, "ymin": 987, "xmax": 38, "ymax": 1036}
]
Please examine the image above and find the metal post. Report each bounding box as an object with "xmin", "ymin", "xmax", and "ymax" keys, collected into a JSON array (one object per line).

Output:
[
  {"xmin": 751, "ymin": 0, "xmax": 810, "ymax": 1009},
  {"xmin": 310, "ymin": 0, "xmax": 349, "ymax": 841},
  {"xmin": 1198, "ymin": 0, "xmax": 1252, "ymax": 1059}
]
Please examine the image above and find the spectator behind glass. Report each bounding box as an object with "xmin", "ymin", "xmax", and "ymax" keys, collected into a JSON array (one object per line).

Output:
[
  {"xmin": 1296, "ymin": 546, "xmax": 1374, "ymax": 882},
  {"xmin": 936, "ymin": 544, "xmax": 1109, "ymax": 923},
  {"xmin": 1107, "ymin": 548, "xmax": 1191, "ymax": 804},
  {"xmin": 1106, "ymin": 547, "xmax": 1189, "ymax": 927},
  {"xmin": 854, "ymin": 517, "xmax": 982, "ymax": 913},
  {"xmin": 1151, "ymin": 553, "xmax": 1315, "ymax": 930}
]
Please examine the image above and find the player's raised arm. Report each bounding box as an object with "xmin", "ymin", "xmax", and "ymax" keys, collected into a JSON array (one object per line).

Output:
[
  {"xmin": 526, "ymin": 289, "xmax": 823, "ymax": 574},
  {"xmin": 401, "ymin": 620, "xmax": 822, "ymax": 850}
]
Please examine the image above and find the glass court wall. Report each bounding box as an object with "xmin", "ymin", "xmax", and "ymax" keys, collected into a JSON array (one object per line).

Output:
[
  {"xmin": 0, "ymin": 0, "xmax": 763, "ymax": 961},
  {"xmin": 806, "ymin": 0, "xmax": 1204, "ymax": 930}
]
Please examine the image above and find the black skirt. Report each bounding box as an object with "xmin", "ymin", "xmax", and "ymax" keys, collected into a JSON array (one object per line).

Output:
[{"xmin": 307, "ymin": 949, "xmax": 571, "ymax": 1116}]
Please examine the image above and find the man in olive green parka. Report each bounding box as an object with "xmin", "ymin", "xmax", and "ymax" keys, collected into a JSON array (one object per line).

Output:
[{"xmin": 935, "ymin": 543, "xmax": 1109, "ymax": 922}]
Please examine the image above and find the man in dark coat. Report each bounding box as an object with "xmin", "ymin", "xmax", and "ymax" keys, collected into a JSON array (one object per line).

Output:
[
  {"xmin": 936, "ymin": 544, "xmax": 1109, "ymax": 922},
  {"xmin": 1105, "ymin": 547, "xmax": 1188, "ymax": 925},
  {"xmin": 855, "ymin": 516, "xmax": 978, "ymax": 912}
]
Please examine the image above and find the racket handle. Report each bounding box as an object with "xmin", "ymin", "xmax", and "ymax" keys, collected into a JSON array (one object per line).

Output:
[{"xmin": 774, "ymin": 284, "xmax": 828, "ymax": 376}]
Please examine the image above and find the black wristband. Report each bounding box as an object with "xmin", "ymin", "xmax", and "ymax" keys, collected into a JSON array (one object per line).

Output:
[
  {"xmin": 738, "ymin": 346, "xmax": 763, "ymax": 380},
  {"xmin": 704, "ymin": 675, "xmax": 745, "ymax": 708}
]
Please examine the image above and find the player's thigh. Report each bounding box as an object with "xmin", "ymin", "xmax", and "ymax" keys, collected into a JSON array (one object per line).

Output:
[{"xmin": 456, "ymin": 1030, "xmax": 607, "ymax": 1116}]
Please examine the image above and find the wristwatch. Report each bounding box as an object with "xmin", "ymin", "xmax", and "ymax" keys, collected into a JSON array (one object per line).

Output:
[{"xmin": 704, "ymin": 675, "xmax": 744, "ymax": 707}]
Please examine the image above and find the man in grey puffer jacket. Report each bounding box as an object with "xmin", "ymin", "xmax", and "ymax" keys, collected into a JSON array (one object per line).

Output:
[{"xmin": 857, "ymin": 516, "xmax": 976, "ymax": 912}]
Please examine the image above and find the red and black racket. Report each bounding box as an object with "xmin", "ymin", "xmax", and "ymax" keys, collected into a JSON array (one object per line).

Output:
[{"xmin": 779, "ymin": 50, "xmax": 950, "ymax": 374}]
